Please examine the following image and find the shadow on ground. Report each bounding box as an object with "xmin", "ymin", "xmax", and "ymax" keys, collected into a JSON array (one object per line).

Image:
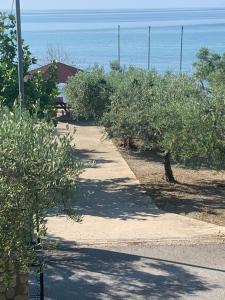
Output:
[
  {"xmin": 120, "ymin": 146, "xmax": 225, "ymax": 226},
  {"xmin": 44, "ymin": 246, "xmax": 218, "ymax": 300},
  {"xmin": 75, "ymin": 148, "xmax": 115, "ymax": 166},
  {"xmin": 145, "ymin": 179, "xmax": 225, "ymax": 224},
  {"xmin": 73, "ymin": 143, "xmax": 158, "ymax": 220},
  {"xmin": 72, "ymin": 177, "xmax": 159, "ymax": 220},
  {"xmin": 48, "ymin": 176, "xmax": 159, "ymax": 221},
  {"xmin": 57, "ymin": 114, "xmax": 96, "ymax": 127}
]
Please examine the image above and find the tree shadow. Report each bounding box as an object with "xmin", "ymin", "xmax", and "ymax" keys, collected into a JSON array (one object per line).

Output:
[
  {"xmin": 71, "ymin": 143, "xmax": 159, "ymax": 220},
  {"xmin": 146, "ymin": 179, "xmax": 225, "ymax": 215},
  {"xmin": 72, "ymin": 177, "xmax": 159, "ymax": 220},
  {"xmin": 57, "ymin": 114, "xmax": 96, "ymax": 127},
  {"xmin": 120, "ymin": 147, "xmax": 164, "ymax": 165},
  {"xmin": 75, "ymin": 148, "xmax": 115, "ymax": 167},
  {"xmin": 119, "ymin": 146, "xmax": 225, "ymax": 225},
  {"xmin": 48, "ymin": 176, "xmax": 159, "ymax": 221},
  {"xmin": 44, "ymin": 246, "xmax": 219, "ymax": 300},
  {"xmin": 48, "ymin": 143, "xmax": 159, "ymax": 220}
]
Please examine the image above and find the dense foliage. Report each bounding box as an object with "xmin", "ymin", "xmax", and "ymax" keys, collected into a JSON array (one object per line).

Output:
[
  {"xmin": 0, "ymin": 107, "xmax": 83, "ymax": 284},
  {"xmin": 65, "ymin": 66, "xmax": 112, "ymax": 120},
  {"xmin": 0, "ymin": 13, "xmax": 58, "ymax": 119},
  {"xmin": 102, "ymin": 67, "xmax": 159, "ymax": 148},
  {"xmin": 66, "ymin": 49, "xmax": 225, "ymax": 181},
  {"xmin": 193, "ymin": 47, "xmax": 225, "ymax": 85}
]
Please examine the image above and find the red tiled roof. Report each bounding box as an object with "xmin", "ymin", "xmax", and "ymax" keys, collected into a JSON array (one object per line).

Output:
[{"xmin": 27, "ymin": 62, "xmax": 82, "ymax": 83}]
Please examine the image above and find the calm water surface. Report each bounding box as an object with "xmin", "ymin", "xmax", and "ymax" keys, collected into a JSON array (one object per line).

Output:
[{"xmin": 17, "ymin": 8, "xmax": 225, "ymax": 72}]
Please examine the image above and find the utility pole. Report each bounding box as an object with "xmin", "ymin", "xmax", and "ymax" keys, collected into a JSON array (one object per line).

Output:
[
  {"xmin": 118, "ymin": 25, "xmax": 121, "ymax": 66},
  {"xmin": 148, "ymin": 26, "xmax": 151, "ymax": 70},
  {"xmin": 15, "ymin": 0, "xmax": 25, "ymax": 112},
  {"xmin": 179, "ymin": 25, "xmax": 184, "ymax": 74}
]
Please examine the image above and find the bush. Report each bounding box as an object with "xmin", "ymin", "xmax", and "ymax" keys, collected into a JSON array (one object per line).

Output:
[
  {"xmin": 102, "ymin": 65, "xmax": 225, "ymax": 181},
  {"xmin": 0, "ymin": 106, "xmax": 83, "ymax": 283},
  {"xmin": 66, "ymin": 49, "xmax": 225, "ymax": 182},
  {"xmin": 65, "ymin": 66, "xmax": 112, "ymax": 120},
  {"xmin": 101, "ymin": 67, "xmax": 159, "ymax": 147}
]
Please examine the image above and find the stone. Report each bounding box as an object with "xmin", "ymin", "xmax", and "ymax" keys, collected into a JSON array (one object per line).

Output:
[{"xmin": 5, "ymin": 288, "xmax": 15, "ymax": 299}]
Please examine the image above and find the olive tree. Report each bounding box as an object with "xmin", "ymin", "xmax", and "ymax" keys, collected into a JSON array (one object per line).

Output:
[
  {"xmin": 146, "ymin": 73, "xmax": 205, "ymax": 182},
  {"xmin": 101, "ymin": 67, "xmax": 158, "ymax": 148},
  {"xmin": 0, "ymin": 106, "xmax": 83, "ymax": 285},
  {"xmin": 193, "ymin": 47, "xmax": 225, "ymax": 85},
  {"xmin": 65, "ymin": 66, "xmax": 112, "ymax": 120}
]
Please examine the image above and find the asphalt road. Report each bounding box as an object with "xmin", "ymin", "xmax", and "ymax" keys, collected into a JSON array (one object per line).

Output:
[{"xmin": 44, "ymin": 243, "xmax": 225, "ymax": 300}]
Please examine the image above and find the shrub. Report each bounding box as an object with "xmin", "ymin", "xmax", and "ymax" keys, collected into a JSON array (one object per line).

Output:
[
  {"xmin": 0, "ymin": 106, "xmax": 83, "ymax": 284},
  {"xmin": 101, "ymin": 67, "xmax": 159, "ymax": 147},
  {"xmin": 65, "ymin": 66, "xmax": 112, "ymax": 120},
  {"xmin": 102, "ymin": 66, "xmax": 225, "ymax": 182}
]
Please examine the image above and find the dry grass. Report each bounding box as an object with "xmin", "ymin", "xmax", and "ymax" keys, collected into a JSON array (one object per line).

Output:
[{"xmin": 120, "ymin": 147, "xmax": 225, "ymax": 226}]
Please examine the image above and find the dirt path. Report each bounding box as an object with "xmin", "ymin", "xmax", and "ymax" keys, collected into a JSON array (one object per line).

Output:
[{"xmin": 47, "ymin": 122, "xmax": 225, "ymax": 246}]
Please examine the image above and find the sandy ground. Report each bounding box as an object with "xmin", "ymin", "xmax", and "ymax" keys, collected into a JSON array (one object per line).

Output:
[{"xmin": 120, "ymin": 148, "xmax": 225, "ymax": 226}]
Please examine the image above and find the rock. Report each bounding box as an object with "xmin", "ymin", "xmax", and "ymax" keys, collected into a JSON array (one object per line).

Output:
[{"xmin": 5, "ymin": 288, "xmax": 15, "ymax": 299}]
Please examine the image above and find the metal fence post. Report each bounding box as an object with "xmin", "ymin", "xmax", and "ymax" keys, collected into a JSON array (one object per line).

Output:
[
  {"xmin": 148, "ymin": 26, "xmax": 151, "ymax": 70},
  {"xmin": 40, "ymin": 272, "xmax": 44, "ymax": 300},
  {"xmin": 179, "ymin": 25, "xmax": 184, "ymax": 73},
  {"xmin": 118, "ymin": 25, "xmax": 121, "ymax": 66}
]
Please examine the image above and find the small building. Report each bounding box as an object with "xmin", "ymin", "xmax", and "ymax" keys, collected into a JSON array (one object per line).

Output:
[{"xmin": 27, "ymin": 62, "xmax": 82, "ymax": 109}]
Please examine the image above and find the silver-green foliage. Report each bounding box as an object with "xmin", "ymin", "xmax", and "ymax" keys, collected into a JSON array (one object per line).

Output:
[
  {"xmin": 102, "ymin": 66, "xmax": 225, "ymax": 170},
  {"xmin": 65, "ymin": 66, "xmax": 112, "ymax": 120},
  {"xmin": 0, "ymin": 107, "xmax": 83, "ymax": 281},
  {"xmin": 102, "ymin": 67, "xmax": 159, "ymax": 147}
]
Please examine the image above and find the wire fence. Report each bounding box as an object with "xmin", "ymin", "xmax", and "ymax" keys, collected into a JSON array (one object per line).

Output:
[
  {"xmin": 116, "ymin": 24, "xmax": 186, "ymax": 72},
  {"xmin": 25, "ymin": 22, "xmax": 225, "ymax": 74}
]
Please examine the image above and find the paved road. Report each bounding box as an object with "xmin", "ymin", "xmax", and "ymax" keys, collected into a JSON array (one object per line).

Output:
[
  {"xmin": 44, "ymin": 121, "xmax": 225, "ymax": 299},
  {"xmin": 45, "ymin": 243, "xmax": 225, "ymax": 300},
  {"xmin": 47, "ymin": 122, "xmax": 225, "ymax": 245}
]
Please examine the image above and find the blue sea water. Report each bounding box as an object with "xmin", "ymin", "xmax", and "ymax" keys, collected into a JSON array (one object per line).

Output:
[{"xmin": 19, "ymin": 8, "xmax": 225, "ymax": 72}]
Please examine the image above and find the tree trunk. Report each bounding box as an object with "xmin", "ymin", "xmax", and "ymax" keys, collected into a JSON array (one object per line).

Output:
[
  {"xmin": 164, "ymin": 152, "xmax": 176, "ymax": 183},
  {"xmin": 0, "ymin": 271, "xmax": 28, "ymax": 300},
  {"xmin": 124, "ymin": 138, "xmax": 135, "ymax": 149}
]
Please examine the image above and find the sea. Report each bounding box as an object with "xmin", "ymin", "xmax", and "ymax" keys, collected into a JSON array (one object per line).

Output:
[{"xmin": 18, "ymin": 8, "xmax": 225, "ymax": 73}]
